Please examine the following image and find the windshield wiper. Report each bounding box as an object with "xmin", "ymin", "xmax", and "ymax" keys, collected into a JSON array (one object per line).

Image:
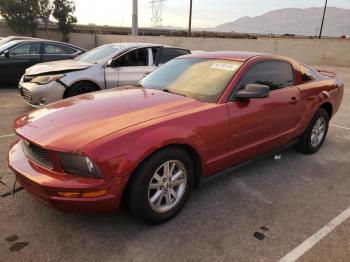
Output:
[{"xmin": 162, "ymin": 89, "xmax": 187, "ymax": 97}]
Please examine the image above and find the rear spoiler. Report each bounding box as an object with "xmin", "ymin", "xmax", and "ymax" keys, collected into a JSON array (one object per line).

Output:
[{"xmin": 313, "ymin": 66, "xmax": 337, "ymax": 78}]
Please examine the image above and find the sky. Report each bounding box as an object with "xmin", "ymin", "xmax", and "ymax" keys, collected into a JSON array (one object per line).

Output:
[{"xmin": 74, "ymin": 0, "xmax": 350, "ymax": 28}]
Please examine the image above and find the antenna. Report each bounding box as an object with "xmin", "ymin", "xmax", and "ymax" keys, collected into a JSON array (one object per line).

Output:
[{"xmin": 150, "ymin": 0, "xmax": 166, "ymax": 28}]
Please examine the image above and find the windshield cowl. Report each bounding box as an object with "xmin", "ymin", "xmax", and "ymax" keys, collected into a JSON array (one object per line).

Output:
[{"xmin": 162, "ymin": 88, "xmax": 187, "ymax": 98}]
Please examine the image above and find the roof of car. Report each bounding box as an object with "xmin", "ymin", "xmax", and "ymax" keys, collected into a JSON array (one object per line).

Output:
[
  {"xmin": 104, "ymin": 42, "xmax": 187, "ymax": 50},
  {"xmin": 2, "ymin": 36, "xmax": 38, "ymax": 41},
  {"xmin": 180, "ymin": 51, "xmax": 293, "ymax": 63},
  {"xmin": 3, "ymin": 38, "xmax": 86, "ymax": 51}
]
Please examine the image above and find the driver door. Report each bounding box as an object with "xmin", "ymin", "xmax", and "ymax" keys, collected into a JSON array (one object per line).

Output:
[
  {"xmin": 105, "ymin": 48, "xmax": 153, "ymax": 88},
  {"xmin": 5, "ymin": 42, "xmax": 42, "ymax": 83},
  {"xmin": 227, "ymin": 60, "xmax": 302, "ymax": 166}
]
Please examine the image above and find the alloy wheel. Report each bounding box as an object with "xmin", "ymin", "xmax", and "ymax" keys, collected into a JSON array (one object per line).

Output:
[
  {"xmin": 310, "ymin": 117, "xmax": 326, "ymax": 147},
  {"xmin": 148, "ymin": 160, "xmax": 187, "ymax": 213}
]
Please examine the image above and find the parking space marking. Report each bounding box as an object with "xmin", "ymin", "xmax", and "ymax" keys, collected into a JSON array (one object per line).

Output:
[
  {"xmin": 330, "ymin": 124, "xmax": 350, "ymax": 131},
  {"xmin": 0, "ymin": 134, "xmax": 16, "ymax": 139},
  {"xmin": 278, "ymin": 206, "xmax": 350, "ymax": 262}
]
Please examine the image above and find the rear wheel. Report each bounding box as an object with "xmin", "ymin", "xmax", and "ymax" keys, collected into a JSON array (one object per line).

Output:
[
  {"xmin": 296, "ymin": 108, "xmax": 329, "ymax": 154},
  {"xmin": 65, "ymin": 82, "xmax": 99, "ymax": 98},
  {"xmin": 127, "ymin": 147, "xmax": 194, "ymax": 225}
]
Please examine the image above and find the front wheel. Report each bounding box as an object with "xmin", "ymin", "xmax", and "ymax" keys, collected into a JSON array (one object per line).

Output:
[
  {"xmin": 296, "ymin": 108, "xmax": 329, "ymax": 154},
  {"xmin": 127, "ymin": 147, "xmax": 194, "ymax": 224},
  {"xmin": 65, "ymin": 82, "xmax": 99, "ymax": 98}
]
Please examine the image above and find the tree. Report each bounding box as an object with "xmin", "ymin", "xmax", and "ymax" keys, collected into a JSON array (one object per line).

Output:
[
  {"xmin": 53, "ymin": 0, "xmax": 77, "ymax": 42},
  {"xmin": 38, "ymin": 0, "xmax": 53, "ymax": 38},
  {"xmin": 0, "ymin": 0, "xmax": 39, "ymax": 37}
]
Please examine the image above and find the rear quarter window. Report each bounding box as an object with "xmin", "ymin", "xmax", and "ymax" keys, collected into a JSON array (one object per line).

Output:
[{"xmin": 301, "ymin": 65, "xmax": 317, "ymax": 83}]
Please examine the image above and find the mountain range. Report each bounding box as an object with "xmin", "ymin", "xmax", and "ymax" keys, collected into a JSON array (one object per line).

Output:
[{"xmin": 212, "ymin": 7, "xmax": 350, "ymax": 36}]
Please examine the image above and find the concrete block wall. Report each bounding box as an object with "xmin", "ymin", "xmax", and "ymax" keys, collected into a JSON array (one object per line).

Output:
[{"xmin": 93, "ymin": 35, "xmax": 350, "ymax": 67}]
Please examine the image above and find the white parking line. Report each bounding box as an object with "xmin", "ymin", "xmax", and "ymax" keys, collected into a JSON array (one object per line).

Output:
[
  {"xmin": 278, "ymin": 206, "xmax": 350, "ymax": 262},
  {"xmin": 0, "ymin": 134, "xmax": 16, "ymax": 139},
  {"xmin": 330, "ymin": 124, "xmax": 350, "ymax": 130}
]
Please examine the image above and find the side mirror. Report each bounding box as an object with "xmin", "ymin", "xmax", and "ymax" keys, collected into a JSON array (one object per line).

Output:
[
  {"xmin": 4, "ymin": 50, "xmax": 10, "ymax": 58},
  {"xmin": 106, "ymin": 59, "xmax": 119, "ymax": 68},
  {"xmin": 236, "ymin": 84, "xmax": 270, "ymax": 99},
  {"xmin": 106, "ymin": 59, "xmax": 113, "ymax": 67}
]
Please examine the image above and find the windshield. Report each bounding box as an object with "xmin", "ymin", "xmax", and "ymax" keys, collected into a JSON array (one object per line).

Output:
[
  {"xmin": 140, "ymin": 58, "xmax": 243, "ymax": 103},
  {"xmin": 0, "ymin": 40, "xmax": 20, "ymax": 54},
  {"xmin": 75, "ymin": 45, "xmax": 119, "ymax": 64}
]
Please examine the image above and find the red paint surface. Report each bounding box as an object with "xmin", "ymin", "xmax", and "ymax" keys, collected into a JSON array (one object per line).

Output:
[{"xmin": 8, "ymin": 52, "xmax": 344, "ymax": 213}]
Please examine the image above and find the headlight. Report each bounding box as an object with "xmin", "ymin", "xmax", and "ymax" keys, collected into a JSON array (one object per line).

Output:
[
  {"xmin": 59, "ymin": 153, "xmax": 102, "ymax": 178},
  {"xmin": 31, "ymin": 74, "xmax": 65, "ymax": 85}
]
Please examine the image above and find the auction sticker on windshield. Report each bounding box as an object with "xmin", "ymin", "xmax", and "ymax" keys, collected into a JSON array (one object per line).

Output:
[{"xmin": 211, "ymin": 63, "xmax": 240, "ymax": 71}]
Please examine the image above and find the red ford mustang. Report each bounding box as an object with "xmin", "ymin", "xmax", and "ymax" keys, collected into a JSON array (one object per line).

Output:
[{"xmin": 8, "ymin": 52, "xmax": 344, "ymax": 224}]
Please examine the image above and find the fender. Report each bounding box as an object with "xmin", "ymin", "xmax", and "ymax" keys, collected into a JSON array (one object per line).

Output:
[
  {"xmin": 296, "ymin": 90, "xmax": 333, "ymax": 136},
  {"xmin": 118, "ymin": 125, "xmax": 206, "ymax": 177},
  {"xmin": 83, "ymin": 124, "xmax": 208, "ymax": 180}
]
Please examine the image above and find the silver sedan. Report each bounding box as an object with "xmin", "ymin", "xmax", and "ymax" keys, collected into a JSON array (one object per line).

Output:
[{"xmin": 19, "ymin": 43, "xmax": 190, "ymax": 107}]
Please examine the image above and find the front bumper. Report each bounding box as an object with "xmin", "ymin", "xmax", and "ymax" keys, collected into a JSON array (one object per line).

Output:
[
  {"xmin": 18, "ymin": 77, "xmax": 66, "ymax": 107},
  {"xmin": 8, "ymin": 140, "xmax": 127, "ymax": 214}
]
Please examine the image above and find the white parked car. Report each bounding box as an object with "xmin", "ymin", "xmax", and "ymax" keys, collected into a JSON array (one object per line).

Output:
[{"xmin": 19, "ymin": 43, "xmax": 190, "ymax": 106}]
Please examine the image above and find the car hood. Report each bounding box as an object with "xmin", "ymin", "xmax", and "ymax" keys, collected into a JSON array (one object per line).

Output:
[
  {"xmin": 14, "ymin": 88, "xmax": 204, "ymax": 152},
  {"xmin": 25, "ymin": 59, "xmax": 91, "ymax": 75}
]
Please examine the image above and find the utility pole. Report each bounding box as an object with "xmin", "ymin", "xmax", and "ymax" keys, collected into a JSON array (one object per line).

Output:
[
  {"xmin": 132, "ymin": 0, "xmax": 138, "ymax": 36},
  {"xmin": 188, "ymin": 0, "xmax": 193, "ymax": 37},
  {"xmin": 319, "ymin": 0, "xmax": 328, "ymax": 39}
]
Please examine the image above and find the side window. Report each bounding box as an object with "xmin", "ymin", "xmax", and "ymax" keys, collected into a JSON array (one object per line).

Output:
[
  {"xmin": 301, "ymin": 65, "xmax": 316, "ymax": 83},
  {"xmin": 243, "ymin": 61, "xmax": 294, "ymax": 91},
  {"xmin": 44, "ymin": 43, "xmax": 77, "ymax": 55},
  {"xmin": 117, "ymin": 48, "xmax": 148, "ymax": 67},
  {"xmin": 10, "ymin": 42, "xmax": 41, "ymax": 56},
  {"xmin": 159, "ymin": 48, "xmax": 190, "ymax": 64}
]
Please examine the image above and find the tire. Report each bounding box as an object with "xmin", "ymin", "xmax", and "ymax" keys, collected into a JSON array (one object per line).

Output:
[
  {"xmin": 127, "ymin": 147, "xmax": 194, "ymax": 225},
  {"xmin": 65, "ymin": 82, "xmax": 99, "ymax": 98},
  {"xmin": 296, "ymin": 108, "xmax": 329, "ymax": 154}
]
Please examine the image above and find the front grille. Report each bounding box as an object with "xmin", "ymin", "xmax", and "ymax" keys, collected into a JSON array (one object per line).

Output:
[
  {"xmin": 23, "ymin": 75, "xmax": 35, "ymax": 82},
  {"xmin": 20, "ymin": 88, "xmax": 32, "ymax": 103},
  {"xmin": 22, "ymin": 140, "xmax": 53, "ymax": 169}
]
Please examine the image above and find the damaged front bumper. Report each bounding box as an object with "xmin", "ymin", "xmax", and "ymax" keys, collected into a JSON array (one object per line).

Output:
[{"xmin": 18, "ymin": 76, "xmax": 66, "ymax": 107}]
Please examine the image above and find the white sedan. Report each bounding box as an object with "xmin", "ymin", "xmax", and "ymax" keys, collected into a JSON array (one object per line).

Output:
[{"xmin": 19, "ymin": 43, "xmax": 190, "ymax": 107}]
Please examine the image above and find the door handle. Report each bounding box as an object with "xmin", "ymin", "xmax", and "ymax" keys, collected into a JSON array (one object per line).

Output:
[{"xmin": 289, "ymin": 97, "xmax": 301, "ymax": 104}]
